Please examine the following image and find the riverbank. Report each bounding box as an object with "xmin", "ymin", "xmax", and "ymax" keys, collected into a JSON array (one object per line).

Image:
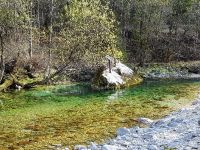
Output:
[
  {"xmin": 86, "ymin": 96, "xmax": 200, "ymax": 150},
  {"xmin": 135, "ymin": 61, "xmax": 200, "ymax": 80}
]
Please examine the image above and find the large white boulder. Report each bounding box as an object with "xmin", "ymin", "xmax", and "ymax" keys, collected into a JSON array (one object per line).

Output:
[{"xmin": 92, "ymin": 61, "xmax": 142, "ymax": 90}]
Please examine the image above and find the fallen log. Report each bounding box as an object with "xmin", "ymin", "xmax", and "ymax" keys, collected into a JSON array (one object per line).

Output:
[
  {"xmin": 23, "ymin": 65, "xmax": 76, "ymax": 89},
  {"xmin": 0, "ymin": 74, "xmax": 24, "ymax": 92},
  {"xmin": 0, "ymin": 62, "xmax": 77, "ymax": 90},
  {"xmin": 0, "ymin": 77, "xmax": 14, "ymax": 92}
]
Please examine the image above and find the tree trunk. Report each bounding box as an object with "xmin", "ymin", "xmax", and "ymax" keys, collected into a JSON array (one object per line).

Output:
[
  {"xmin": 29, "ymin": 1, "xmax": 33, "ymax": 58},
  {"xmin": 45, "ymin": 49, "xmax": 52, "ymax": 80},
  {"xmin": 45, "ymin": 0, "xmax": 53, "ymax": 81},
  {"xmin": 138, "ymin": 19, "xmax": 144, "ymax": 67},
  {"xmin": 0, "ymin": 34, "xmax": 5, "ymax": 83}
]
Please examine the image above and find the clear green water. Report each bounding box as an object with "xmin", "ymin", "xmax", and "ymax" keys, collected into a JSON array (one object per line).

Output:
[{"xmin": 0, "ymin": 79, "xmax": 200, "ymax": 149}]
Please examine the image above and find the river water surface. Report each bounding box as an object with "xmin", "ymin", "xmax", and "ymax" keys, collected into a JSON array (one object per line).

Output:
[{"xmin": 0, "ymin": 79, "xmax": 200, "ymax": 149}]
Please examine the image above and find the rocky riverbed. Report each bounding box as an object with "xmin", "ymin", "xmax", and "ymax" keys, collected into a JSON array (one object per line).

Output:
[
  {"xmin": 71, "ymin": 96, "xmax": 200, "ymax": 150},
  {"xmin": 136, "ymin": 62, "xmax": 200, "ymax": 80}
]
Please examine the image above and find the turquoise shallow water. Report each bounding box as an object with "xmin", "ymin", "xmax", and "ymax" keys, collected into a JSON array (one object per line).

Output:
[{"xmin": 0, "ymin": 79, "xmax": 200, "ymax": 149}]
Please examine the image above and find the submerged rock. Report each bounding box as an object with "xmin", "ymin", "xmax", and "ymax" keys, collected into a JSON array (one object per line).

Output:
[
  {"xmin": 92, "ymin": 61, "xmax": 143, "ymax": 90},
  {"xmin": 0, "ymin": 100, "xmax": 3, "ymax": 106},
  {"xmin": 137, "ymin": 117, "xmax": 154, "ymax": 126}
]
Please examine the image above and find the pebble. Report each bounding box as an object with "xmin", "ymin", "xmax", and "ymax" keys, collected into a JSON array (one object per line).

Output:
[
  {"xmin": 74, "ymin": 145, "xmax": 87, "ymax": 150},
  {"xmin": 102, "ymin": 145, "xmax": 118, "ymax": 150},
  {"xmin": 137, "ymin": 117, "xmax": 154, "ymax": 125},
  {"xmin": 147, "ymin": 145, "xmax": 159, "ymax": 150},
  {"xmin": 117, "ymin": 128, "xmax": 130, "ymax": 136},
  {"xmin": 89, "ymin": 142, "xmax": 98, "ymax": 150}
]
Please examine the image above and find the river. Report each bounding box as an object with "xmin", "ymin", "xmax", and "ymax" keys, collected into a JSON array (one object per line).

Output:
[{"xmin": 0, "ymin": 79, "xmax": 200, "ymax": 149}]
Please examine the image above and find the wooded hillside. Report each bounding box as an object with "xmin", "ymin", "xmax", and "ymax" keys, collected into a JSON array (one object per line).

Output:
[{"xmin": 0, "ymin": 0, "xmax": 200, "ymax": 84}]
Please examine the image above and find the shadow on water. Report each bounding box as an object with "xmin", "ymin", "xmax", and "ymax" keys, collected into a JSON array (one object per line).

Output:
[{"xmin": 0, "ymin": 79, "xmax": 200, "ymax": 149}]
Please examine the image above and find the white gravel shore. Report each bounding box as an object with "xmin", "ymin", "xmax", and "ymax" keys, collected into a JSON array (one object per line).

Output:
[{"xmin": 84, "ymin": 97, "xmax": 200, "ymax": 150}]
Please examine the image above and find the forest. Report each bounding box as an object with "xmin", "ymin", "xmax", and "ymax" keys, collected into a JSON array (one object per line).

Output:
[{"xmin": 0, "ymin": 0, "xmax": 200, "ymax": 87}]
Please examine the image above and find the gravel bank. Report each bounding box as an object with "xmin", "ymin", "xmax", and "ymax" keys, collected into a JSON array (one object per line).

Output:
[{"xmin": 85, "ymin": 97, "xmax": 200, "ymax": 150}]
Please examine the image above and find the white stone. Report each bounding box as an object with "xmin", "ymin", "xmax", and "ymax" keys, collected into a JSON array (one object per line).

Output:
[
  {"xmin": 116, "ymin": 141, "xmax": 130, "ymax": 147},
  {"xmin": 151, "ymin": 120, "xmax": 166, "ymax": 127},
  {"xmin": 102, "ymin": 145, "xmax": 118, "ymax": 150},
  {"xmin": 148, "ymin": 145, "xmax": 159, "ymax": 150},
  {"xmin": 167, "ymin": 121, "xmax": 178, "ymax": 127},
  {"xmin": 192, "ymin": 99, "xmax": 200, "ymax": 105},
  {"xmin": 89, "ymin": 142, "xmax": 98, "ymax": 150},
  {"xmin": 16, "ymin": 85, "xmax": 22, "ymax": 91},
  {"xmin": 74, "ymin": 145, "xmax": 87, "ymax": 150},
  {"xmin": 137, "ymin": 117, "xmax": 154, "ymax": 125},
  {"xmin": 180, "ymin": 107, "xmax": 195, "ymax": 113},
  {"xmin": 130, "ymin": 133, "xmax": 139, "ymax": 138},
  {"xmin": 92, "ymin": 60, "xmax": 136, "ymax": 89},
  {"xmin": 117, "ymin": 128, "xmax": 130, "ymax": 136}
]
